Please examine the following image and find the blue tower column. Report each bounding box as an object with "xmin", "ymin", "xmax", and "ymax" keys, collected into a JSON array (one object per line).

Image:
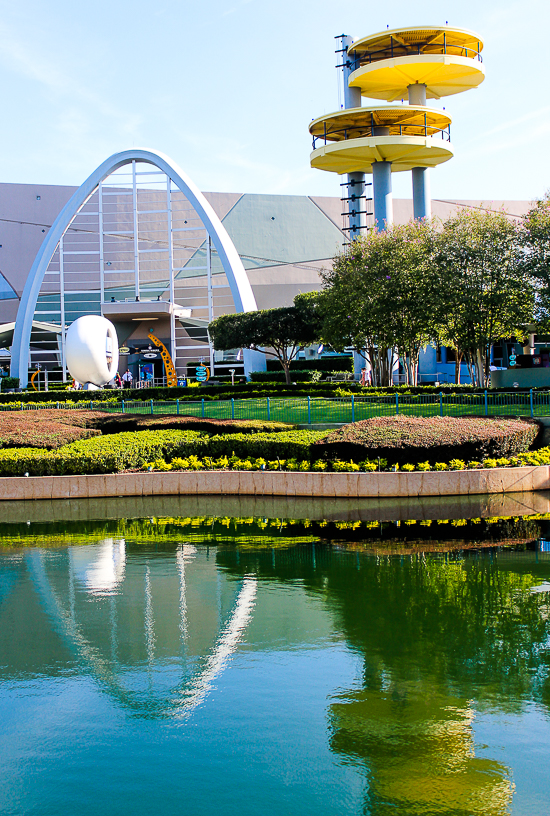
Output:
[
  {"xmin": 372, "ymin": 161, "xmax": 393, "ymax": 231},
  {"xmin": 408, "ymin": 83, "xmax": 431, "ymax": 220},
  {"xmin": 412, "ymin": 166, "xmax": 431, "ymax": 220}
]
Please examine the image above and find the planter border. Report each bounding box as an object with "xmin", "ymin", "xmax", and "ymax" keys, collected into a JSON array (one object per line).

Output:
[{"xmin": 0, "ymin": 465, "xmax": 549, "ymax": 502}]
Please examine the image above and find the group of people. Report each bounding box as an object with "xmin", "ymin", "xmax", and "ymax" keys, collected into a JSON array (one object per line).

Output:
[
  {"xmin": 98, "ymin": 370, "xmax": 134, "ymax": 389},
  {"xmin": 111, "ymin": 370, "xmax": 133, "ymax": 389},
  {"xmin": 70, "ymin": 370, "xmax": 143, "ymax": 389}
]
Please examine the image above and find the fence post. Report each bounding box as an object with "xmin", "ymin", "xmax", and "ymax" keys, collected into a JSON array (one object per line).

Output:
[
  {"xmin": 231, "ymin": 398, "xmax": 235, "ymax": 420},
  {"xmin": 201, "ymin": 398, "xmax": 205, "ymax": 418},
  {"xmin": 530, "ymin": 388, "xmax": 534, "ymax": 418},
  {"xmin": 176, "ymin": 399, "xmax": 180, "ymax": 416},
  {"xmin": 439, "ymin": 392, "xmax": 443, "ymax": 417},
  {"xmin": 122, "ymin": 400, "xmax": 125, "ymax": 414},
  {"xmin": 351, "ymin": 393, "xmax": 355, "ymax": 423},
  {"xmin": 90, "ymin": 400, "xmax": 93, "ymax": 411},
  {"xmin": 484, "ymin": 390, "xmax": 488, "ymax": 417},
  {"xmin": 395, "ymin": 393, "xmax": 399, "ymax": 415},
  {"xmin": 150, "ymin": 399, "xmax": 154, "ymax": 415},
  {"xmin": 267, "ymin": 397, "xmax": 270, "ymax": 420},
  {"xmin": 307, "ymin": 395, "xmax": 311, "ymax": 425}
]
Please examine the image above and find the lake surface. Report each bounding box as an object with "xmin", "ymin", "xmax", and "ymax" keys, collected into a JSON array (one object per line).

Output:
[{"xmin": 1, "ymin": 509, "xmax": 550, "ymax": 816}]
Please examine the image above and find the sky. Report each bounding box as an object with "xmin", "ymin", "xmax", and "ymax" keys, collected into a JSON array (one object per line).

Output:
[{"xmin": 0, "ymin": 0, "xmax": 547, "ymax": 203}]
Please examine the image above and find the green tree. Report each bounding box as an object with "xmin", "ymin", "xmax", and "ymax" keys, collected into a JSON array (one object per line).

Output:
[
  {"xmin": 319, "ymin": 221, "xmax": 438, "ymax": 386},
  {"xmin": 434, "ymin": 209, "xmax": 536, "ymax": 387},
  {"xmin": 208, "ymin": 294, "xmax": 322, "ymax": 385},
  {"xmin": 520, "ymin": 193, "xmax": 550, "ymax": 326}
]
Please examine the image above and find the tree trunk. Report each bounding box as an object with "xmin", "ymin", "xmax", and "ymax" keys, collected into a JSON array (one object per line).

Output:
[
  {"xmin": 476, "ymin": 348, "xmax": 486, "ymax": 388},
  {"xmin": 410, "ymin": 349, "xmax": 419, "ymax": 387},
  {"xmin": 455, "ymin": 352, "xmax": 461, "ymax": 385},
  {"xmin": 283, "ymin": 361, "xmax": 291, "ymax": 385}
]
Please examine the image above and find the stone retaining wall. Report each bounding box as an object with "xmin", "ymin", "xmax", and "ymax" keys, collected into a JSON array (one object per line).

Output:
[{"xmin": 0, "ymin": 465, "xmax": 548, "ymax": 502}]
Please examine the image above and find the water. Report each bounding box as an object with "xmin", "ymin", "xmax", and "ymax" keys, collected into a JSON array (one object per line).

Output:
[{"xmin": 1, "ymin": 509, "xmax": 550, "ymax": 816}]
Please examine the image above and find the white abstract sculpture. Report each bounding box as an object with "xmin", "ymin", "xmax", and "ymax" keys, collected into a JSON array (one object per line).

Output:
[{"xmin": 65, "ymin": 315, "xmax": 119, "ymax": 389}]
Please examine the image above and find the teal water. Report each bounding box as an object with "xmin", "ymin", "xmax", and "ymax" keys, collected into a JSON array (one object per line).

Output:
[{"xmin": 1, "ymin": 518, "xmax": 550, "ymax": 815}]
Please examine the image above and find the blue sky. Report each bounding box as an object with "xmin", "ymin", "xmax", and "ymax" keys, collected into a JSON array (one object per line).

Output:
[{"xmin": 0, "ymin": 0, "xmax": 547, "ymax": 202}]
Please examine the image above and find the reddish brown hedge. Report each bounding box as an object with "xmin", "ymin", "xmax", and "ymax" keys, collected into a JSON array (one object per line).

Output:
[
  {"xmin": 90, "ymin": 414, "xmax": 292, "ymax": 435},
  {"xmin": 0, "ymin": 410, "xmax": 103, "ymax": 449},
  {"xmin": 312, "ymin": 415, "xmax": 540, "ymax": 465}
]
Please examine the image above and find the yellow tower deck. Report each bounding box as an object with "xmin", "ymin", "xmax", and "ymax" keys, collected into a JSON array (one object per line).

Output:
[
  {"xmin": 348, "ymin": 26, "xmax": 485, "ymax": 101},
  {"xmin": 309, "ymin": 106, "xmax": 453, "ymax": 174}
]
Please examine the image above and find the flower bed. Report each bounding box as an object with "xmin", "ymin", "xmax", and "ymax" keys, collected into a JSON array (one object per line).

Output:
[
  {"xmin": 0, "ymin": 415, "xmax": 544, "ymax": 477},
  {"xmin": 142, "ymin": 447, "xmax": 550, "ymax": 474}
]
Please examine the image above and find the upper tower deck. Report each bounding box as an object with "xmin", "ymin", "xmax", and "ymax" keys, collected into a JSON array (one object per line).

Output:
[{"xmin": 348, "ymin": 25, "xmax": 485, "ymax": 101}]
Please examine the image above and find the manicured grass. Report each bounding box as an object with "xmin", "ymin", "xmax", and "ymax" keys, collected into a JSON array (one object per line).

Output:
[{"xmin": 98, "ymin": 393, "xmax": 543, "ymax": 424}]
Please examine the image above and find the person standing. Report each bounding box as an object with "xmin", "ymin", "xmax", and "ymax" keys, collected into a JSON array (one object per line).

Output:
[{"xmin": 122, "ymin": 369, "xmax": 133, "ymax": 389}]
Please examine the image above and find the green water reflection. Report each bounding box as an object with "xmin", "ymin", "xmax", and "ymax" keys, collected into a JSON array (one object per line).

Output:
[{"xmin": 1, "ymin": 514, "xmax": 550, "ymax": 815}]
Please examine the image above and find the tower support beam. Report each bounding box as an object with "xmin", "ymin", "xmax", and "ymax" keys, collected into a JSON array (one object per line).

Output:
[
  {"xmin": 341, "ymin": 35, "xmax": 362, "ymax": 109},
  {"xmin": 372, "ymin": 161, "xmax": 393, "ymax": 230},
  {"xmin": 407, "ymin": 83, "xmax": 427, "ymax": 106},
  {"xmin": 412, "ymin": 166, "xmax": 431, "ymax": 220}
]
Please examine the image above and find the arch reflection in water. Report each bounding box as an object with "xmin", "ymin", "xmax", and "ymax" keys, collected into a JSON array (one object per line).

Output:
[
  {"xmin": 3, "ymin": 523, "xmax": 550, "ymax": 816},
  {"xmin": 27, "ymin": 542, "xmax": 257, "ymax": 719},
  {"xmin": 71, "ymin": 539, "xmax": 126, "ymax": 596}
]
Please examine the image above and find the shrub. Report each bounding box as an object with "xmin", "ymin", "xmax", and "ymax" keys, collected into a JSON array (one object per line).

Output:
[
  {"xmin": 249, "ymin": 370, "xmax": 320, "ymax": 383},
  {"xmin": 312, "ymin": 415, "xmax": 540, "ymax": 466},
  {"xmin": 0, "ymin": 429, "xmax": 208, "ymax": 476},
  {"xmin": 0, "ymin": 409, "xmax": 104, "ymax": 449},
  {"xmin": 204, "ymin": 430, "xmax": 328, "ymax": 461},
  {"xmin": 332, "ymin": 460, "xmax": 360, "ymax": 472},
  {"xmin": 94, "ymin": 415, "xmax": 295, "ymax": 435},
  {"xmin": 265, "ymin": 356, "xmax": 353, "ymax": 373}
]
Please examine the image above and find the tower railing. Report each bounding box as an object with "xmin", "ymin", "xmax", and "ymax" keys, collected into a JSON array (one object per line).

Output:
[
  {"xmin": 350, "ymin": 40, "xmax": 483, "ymax": 69},
  {"xmin": 312, "ymin": 122, "xmax": 451, "ymax": 149}
]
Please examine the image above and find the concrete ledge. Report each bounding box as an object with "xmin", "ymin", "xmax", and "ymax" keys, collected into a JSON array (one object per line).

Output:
[{"xmin": 0, "ymin": 465, "xmax": 549, "ymax": 502}]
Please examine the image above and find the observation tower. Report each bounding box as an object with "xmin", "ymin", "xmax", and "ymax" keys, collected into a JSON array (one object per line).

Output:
[{"xmin": 309, "ymin": 26, "xmax": 485, "ymax": 234}]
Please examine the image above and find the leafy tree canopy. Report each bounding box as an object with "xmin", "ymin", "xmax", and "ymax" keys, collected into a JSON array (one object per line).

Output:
[
  {"xmin": 434, "ymin": 208, "xmax": 536, "ymax": 385},
  {"xmin": 319, "ymin": 220, "xmax": 439, "ymax": 386},
  {"xmin": 208, "ymin": 294, "xmax": 322, "ymax": 384}
]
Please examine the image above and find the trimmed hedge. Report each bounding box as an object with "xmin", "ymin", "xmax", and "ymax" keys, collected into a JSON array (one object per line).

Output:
[
  {"xmin": 204, "ymin": 430, "xmax": 327, "ymax": 461},
  {"xmin": 91, "ymin": 415, "xmax": 295, "ymax": 435},
  {"xmin": 265, "ymin": 356, "xmax": 353, "ymax": 373},
  {"xmin": 0, "ymin": 429, "xmax": 328, "ymax": 476},
  {"xmin": 0, "ymin": 430, "xmax": 208, "ymax": 476},
  {"xmin": 312, "ymin": 416, "xmax": 540, "ymax": 466},
  {"xmin": 2, "ymin": 379, "xmax": 549, "ymax": 405},
  {"xmin": 249, "ymin": 370, "xmax": 320, "ymax": 383}
]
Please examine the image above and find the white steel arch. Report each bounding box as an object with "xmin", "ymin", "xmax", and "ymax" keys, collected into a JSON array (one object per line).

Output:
[{"xmin": 11, "ymin": 148, "xmax": 258, "ymax": 387}]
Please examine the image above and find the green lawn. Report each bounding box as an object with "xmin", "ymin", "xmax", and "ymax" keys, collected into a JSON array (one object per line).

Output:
[{"xmin": 96, "ymin": 393, "xmax": 546, "ymax": 424}]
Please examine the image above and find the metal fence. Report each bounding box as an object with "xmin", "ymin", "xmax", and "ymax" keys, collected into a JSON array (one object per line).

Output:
[{"xmin": 3, "ymin": 390, "xmax": 550, "ymax": 423}]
